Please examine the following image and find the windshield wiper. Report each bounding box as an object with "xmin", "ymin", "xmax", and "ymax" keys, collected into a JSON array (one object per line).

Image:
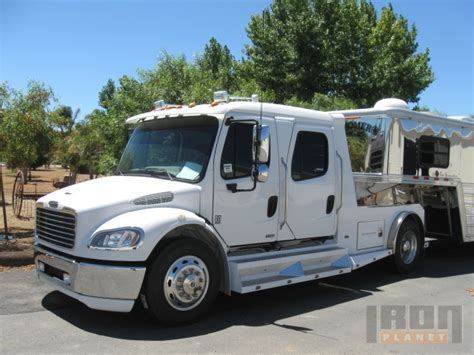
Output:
[
  {"xmin": 152, "ymin": 168, "xmax": 174, "ymax": 181},
  {"xmin": 127, "ymin": 168, "xmax": 175, "ymax": 181}
]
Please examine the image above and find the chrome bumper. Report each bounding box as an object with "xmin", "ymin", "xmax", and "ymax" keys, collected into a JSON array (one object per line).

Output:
[{"xmin": 35, "ymin": 245, "xmax": 146, "ymax": 312}]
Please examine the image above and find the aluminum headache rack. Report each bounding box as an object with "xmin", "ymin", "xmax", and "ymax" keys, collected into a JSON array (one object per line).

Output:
[
  {"xmin": 353, "ymin": 173, "xmax": 461, "ymax": 187},
  {"xmin": 463, "ymin": 183, "xmax": 474, "ymax": 239}
]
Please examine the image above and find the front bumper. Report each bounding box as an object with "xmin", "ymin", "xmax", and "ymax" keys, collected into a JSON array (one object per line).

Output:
[{"xmin": 34, "ymin": 245, "xmax": 146, "ymax": 312}]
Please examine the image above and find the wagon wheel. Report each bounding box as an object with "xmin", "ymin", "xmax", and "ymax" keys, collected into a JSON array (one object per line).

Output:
[{"xmin": 12, "ymin": 171, "xmax": 24, "ymax": 217}]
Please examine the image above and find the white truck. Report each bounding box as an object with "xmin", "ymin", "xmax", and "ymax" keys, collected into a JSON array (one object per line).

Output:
[{"xmin": 35, "ymin": 92, "xmax": 474, "ymax": 323}]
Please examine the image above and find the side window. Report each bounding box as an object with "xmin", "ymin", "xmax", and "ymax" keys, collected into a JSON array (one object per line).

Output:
[
  {"xmin": 221, "ymin": 123, "xmax": 254, "ymax": 179},
  {"xmin": 418, "ymin": 136, "xmax": 450, "ymax": 168},
  {"xmin": 291, "ymin": 131, "xmax": 328, "ymax": 181}
]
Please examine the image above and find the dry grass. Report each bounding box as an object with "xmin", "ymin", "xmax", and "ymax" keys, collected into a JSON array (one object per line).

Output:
[{"xmin": 0, "ymin": 264, "xmax": 36, "ymax": 272}]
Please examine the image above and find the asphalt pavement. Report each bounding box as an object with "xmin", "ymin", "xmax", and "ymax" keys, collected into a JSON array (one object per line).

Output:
[{"xmin": 1, "ymin": 243, "xmax": 473, "ymax": 354}]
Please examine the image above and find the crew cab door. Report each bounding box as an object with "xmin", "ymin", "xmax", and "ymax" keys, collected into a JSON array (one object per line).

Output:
[
  {"xmin": 286, "ymin": 125, "xmax": 337, "ymax": 239},
  {"xmin": 213, "ymin": 115, "xmax": 279, "ymax": 246}
]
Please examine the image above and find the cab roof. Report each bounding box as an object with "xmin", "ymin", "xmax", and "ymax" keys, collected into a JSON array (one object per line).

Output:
[
  {"xmin": 126, "ymin": 97, "xmax": 474, "ymax": 130},
  {"xmin": 126, "ymin": 101, "xmax": 335, "ymax": 125}
]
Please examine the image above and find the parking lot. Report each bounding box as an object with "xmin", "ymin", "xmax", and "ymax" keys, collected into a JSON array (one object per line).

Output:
[{"xmin": 1, "ymin": 243, "xmax": 473, "ymax": 354}]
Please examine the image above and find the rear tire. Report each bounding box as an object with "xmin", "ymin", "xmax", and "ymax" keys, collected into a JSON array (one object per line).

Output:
[
  {"xmin": 393, "ymin": 219, "xmax": 424, "ymax": 273},
  {"xmin": 145, "ymin": 239, "xmax": 219, "ymax": 324}
]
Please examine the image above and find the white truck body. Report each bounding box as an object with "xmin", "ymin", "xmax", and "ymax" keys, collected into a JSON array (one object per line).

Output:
[{"xmin": 34, "ymin": 95, "xmax": 473, "ymax": 321}]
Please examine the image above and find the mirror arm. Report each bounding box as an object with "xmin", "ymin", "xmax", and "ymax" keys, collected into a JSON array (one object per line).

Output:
[{"xmin": 225, "ymin": 169, "xmax": 258, "ymax": 193}]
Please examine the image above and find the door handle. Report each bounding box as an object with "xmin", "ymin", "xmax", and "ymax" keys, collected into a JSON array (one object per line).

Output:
[
  {"xmin": 267, "ymin": 195, "xmax": 278, "ymax": 217},
  {"xmin": 326, "ymin": 195, "xmax": 335, "ymax": 214}
]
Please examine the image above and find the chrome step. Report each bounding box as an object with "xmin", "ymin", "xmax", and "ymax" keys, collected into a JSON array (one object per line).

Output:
[{"xmin": 228, "ymin": 245, "xmax": 351, "ymax": 293}]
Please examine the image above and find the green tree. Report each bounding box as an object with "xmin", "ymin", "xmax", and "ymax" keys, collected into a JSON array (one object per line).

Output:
[
  {"xmin": 197, "ymin": 37, "xmax": 239, "ymax": 92},
  {"xmin": 67, "ymin": 115, "xmax": 106, "ymax": 178},
  {"xmin": 98, "ymin": 79, "xmax": 116, "ymax": 110},
  {"xmin": 142, "ymin": 52, "xmax": 196, "ymax": 105},
  {"xmin": 83, "ymin": 3, "xmax": 437, "ymax": 176},
  {"xmin": 50, "ymin": 105, "xmax": 79, "ymax": 135},
  {"xmin": 88, "ymin": 49, "xmax": 237, "ymax": 175},
  {"xmin": 246, "ymin": 0, "xmax": 434, "ymax": 105},
  {"xmin": 50, "ymin": 106, "xmax": 80, "ymax": 169},
  {"xmin": 86, "ymin": 76, "xmax": 150, "ymax": 174},
  {"xmin": 367, "ymin": 4, "xmax": 434, "ymax": 104},
  {"xmin": 0, "ymin": 83, "xmax": 11, "ymax": 160},
  {"xmin": 0, "ymin": 81, "xmax": 54, "ymax": 179}
]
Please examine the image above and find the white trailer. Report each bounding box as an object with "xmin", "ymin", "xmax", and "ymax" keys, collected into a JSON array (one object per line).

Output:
[
  {"xmin": 34, "ymin": 93, "xmax": 474, "ymax": 323},
  {"xmin": 334, "ymin": 98, "xmax": 474, "ymax": 243}
]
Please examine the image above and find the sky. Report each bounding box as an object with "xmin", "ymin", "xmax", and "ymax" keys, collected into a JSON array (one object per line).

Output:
[{"xmin": 1, "ymin": 0, "xmax": 473, "ymax": 118}]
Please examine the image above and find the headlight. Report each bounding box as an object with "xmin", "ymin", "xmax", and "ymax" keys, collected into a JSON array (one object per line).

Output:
[{"xmin": 88, "ymin": 229, "xmax": 142, "ymax": 250}]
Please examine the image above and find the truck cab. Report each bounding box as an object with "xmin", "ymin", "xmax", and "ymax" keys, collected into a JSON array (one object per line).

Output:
[{"xmin": 35, "ymin": 93, "xmax": 429, "ymax": 323}]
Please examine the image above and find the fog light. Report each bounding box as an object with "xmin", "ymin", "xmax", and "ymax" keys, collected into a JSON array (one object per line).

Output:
[
  {"xmin": 38, "ymin": 262, "xmax": 45, "ymax": 272},
  {"xmin": 63, "ymin": 273, "xmax": 71, "ymax": 285}
]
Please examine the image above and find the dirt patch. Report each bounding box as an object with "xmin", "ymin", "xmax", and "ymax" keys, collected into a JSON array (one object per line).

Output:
[
  {"xmin": 0, "ymin": 237, "xmax": 35, "ymax": 252},
  {"xmin": 1, "ymin": 167, "xmax": 91, "ymax": 270}
]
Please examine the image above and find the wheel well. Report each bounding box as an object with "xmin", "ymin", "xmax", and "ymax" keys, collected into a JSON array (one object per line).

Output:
[
  {"xmin": 145, "ymin": 224, "xmax": 230, "ymax": 295},
  {"xmin": 388, "ymin": 211, "xmax": 425, "ymax": 252}
]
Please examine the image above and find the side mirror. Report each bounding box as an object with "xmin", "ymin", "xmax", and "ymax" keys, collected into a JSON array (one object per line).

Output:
[
  {"xmin": 256, "ymin": 164, "xmax": 269, "ymax": 182},
  {"xmin": 255, "ymin": 125, "xmax": 270, "ymax": 164}
]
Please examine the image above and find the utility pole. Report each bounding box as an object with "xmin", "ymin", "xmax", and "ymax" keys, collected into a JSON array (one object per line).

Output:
[{"xmin": 0, "ymin": 163, "xmax": 8, "ymax": 239}]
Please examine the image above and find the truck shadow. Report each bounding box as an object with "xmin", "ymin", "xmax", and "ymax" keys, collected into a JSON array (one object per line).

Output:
[{"xmin": 42, "ymin": 242, "xmax": 473, "ymax": 340}]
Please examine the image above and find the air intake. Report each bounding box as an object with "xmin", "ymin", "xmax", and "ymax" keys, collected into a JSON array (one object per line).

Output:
[{"xmin": 133, "ymin": 192, "xmax": 174, "ymax": 206}]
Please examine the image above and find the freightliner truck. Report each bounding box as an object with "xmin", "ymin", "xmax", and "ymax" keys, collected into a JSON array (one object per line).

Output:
[{"xmin": 35, "ymin": 92, "xmax": 474, "ymax": 323}]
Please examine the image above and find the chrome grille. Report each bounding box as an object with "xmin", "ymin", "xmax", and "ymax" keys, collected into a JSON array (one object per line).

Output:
[{"xmin": 36, "ymin": 208, "xmax": 76, "ymax": 249}]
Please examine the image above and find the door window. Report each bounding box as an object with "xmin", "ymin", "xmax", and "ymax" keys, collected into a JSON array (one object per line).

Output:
[
  {"xmin": 221, "ymin": 123, "xmax": 254, "ymax": 179},
  {"xmin": 291, "ymin": 131, "xmax": 328, "ymax": 181}
]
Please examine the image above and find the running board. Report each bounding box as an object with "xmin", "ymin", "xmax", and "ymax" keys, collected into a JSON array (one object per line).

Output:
[{"xmin": 228, "ymin": 246, "xmax": 352, "ymax": 293}]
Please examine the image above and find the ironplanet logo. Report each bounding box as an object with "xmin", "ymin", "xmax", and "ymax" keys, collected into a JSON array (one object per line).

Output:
[{"xmin": 366, "ymin": 305, "xmax": 463, "ymax": 344}]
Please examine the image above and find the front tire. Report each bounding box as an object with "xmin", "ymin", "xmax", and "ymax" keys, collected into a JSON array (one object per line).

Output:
[
  {"xmin": 393, "ymin": 219, "xmax": 424, "ymax": 273},
  {"xmin": 145, "ymin": 239, "xmax": 219, "ymax": 324}
]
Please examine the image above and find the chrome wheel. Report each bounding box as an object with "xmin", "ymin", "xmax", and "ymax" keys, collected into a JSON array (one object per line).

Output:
[
  {"xmin": 400, "ymin": 230, "xmax": 418, "ymax": 264},
  {"xmin": 164, "ymin": 255, "xmax": 209, "ymax": 311}
]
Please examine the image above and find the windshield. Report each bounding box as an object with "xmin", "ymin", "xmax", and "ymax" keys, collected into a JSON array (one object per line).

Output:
[{"xmin": 117, "ymin": 116, "xmax": 218, "ymax": 182}]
